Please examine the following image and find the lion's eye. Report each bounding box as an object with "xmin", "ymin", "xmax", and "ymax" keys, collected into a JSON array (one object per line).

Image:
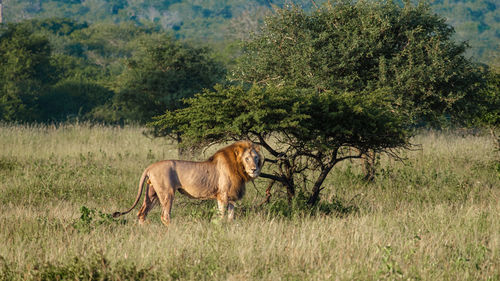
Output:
[{"xmin": 245, "ymin": 157, "xmax": 250, "ymax": 162}]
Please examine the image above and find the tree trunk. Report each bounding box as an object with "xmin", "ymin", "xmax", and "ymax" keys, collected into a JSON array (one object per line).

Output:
[
  {"xmin": 307, "ymin": 164, "xmax": 333, "ymax": 205},
  {"xmin": 282, "ymin": 160, "xmax": 295, "ymax": 203},
  {"xmin": 362, "ymin": 150, "xmax": 377, "ymax": 181},
  {"xmin": 283, "ymin": 173, "xmax": 295, "ymax": 204}
]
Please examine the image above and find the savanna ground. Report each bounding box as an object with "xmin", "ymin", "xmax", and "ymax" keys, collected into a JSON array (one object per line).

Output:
[{"xmin": 0, "ymin": 123, "xmax": 498, "ymax": 280}]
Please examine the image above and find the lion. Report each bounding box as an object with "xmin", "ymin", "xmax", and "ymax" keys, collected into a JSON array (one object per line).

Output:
[{"xmin": 112, "ymin": 140, "xmax": 263, "ymax": 226}]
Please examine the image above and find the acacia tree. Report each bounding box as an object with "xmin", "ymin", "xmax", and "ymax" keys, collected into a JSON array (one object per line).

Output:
[
  {"xmin": 151, "ymin": 1, "xmax": 484, "ymax": 204},
  {"xmin": 150, "ymin": 84, "xmax": 409, "ymax": 204},
  {"xmin": 233, "ymin": 1, "xmax": 484, "ymax": 180}
]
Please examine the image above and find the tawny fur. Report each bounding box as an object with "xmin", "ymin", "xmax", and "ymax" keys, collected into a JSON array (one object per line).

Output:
[{"xmin": 112, "ymin": 141, "xmax": 263, "ymax": 226}]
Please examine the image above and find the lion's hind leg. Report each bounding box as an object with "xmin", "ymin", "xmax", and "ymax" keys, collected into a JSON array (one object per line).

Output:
[
  {"xmin": 148, "ymin": 165, "xmax": 178, "ymax": 227},
  {"xmin": 137, "ymin": 182, "xmax": 158, "ymax": 225}
]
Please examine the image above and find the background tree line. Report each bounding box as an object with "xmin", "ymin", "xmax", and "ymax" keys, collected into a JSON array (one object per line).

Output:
[
  {"xmin": 0, "ymin": 18, "xmax": 225, "ymax": 122},
  {"xmin": 1, "ymin": 0, "xmax": 498, "ymax": 124},
  {"xmin": 2, "ymin": 0, "xmax": 499, "ymax": 64}
]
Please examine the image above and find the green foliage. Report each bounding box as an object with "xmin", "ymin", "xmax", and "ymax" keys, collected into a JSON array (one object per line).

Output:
[
  {"xmin": 377, "ymin": 245, "xmax": 404, "ymax": 278},
  {"xmin": 66, "ymin": 22, "xmax": 157, "ymax": 66},
  {"xmin": 0, "ymin": 20, "xmax": 116, "ymax": 122},
  {"xmin": 152, "ymin": 84, "xmax": 407, "ymax": 151},
  {"xmin": 72, "ymin": 205, "xmax": 125, "ymax": 233},
  {"xmin": 2, "ymin": 1, "xmax": 322, "ymax": 41},
  {"xmin": 39, "ymin": 77, "xmax": 114, "ymax": 121},
  {"xmin": 235, "ymin": 1, "xmax": 485, "ymax": 126},
  {"xmin": 431, "ymin": 0, "xmax": 499, "ymax": 62},
  {"xmin": 477, "ymin": 69, "xmax": 500, "ymax": 128},
  {"xmin": 153, "ymin": 2, "xmax": 462, "ymax": 204},
  {"xmin": 150, "ymin": 84, "xmax": 307, "ymax": 143},
  {"xmin": 37, "ymin": 53, "xmax": 114, "ymax": 121},
  {"xmin": 0, "ymin": 23, "xmax": 56, "ymax": 121},
  {"xmin": 0, "ymin": 18, "xmax": 205, "ymax": 122},
  {"xmin": 112, "ymin": 35, "xmax": 226, "ymax": 122},
  {"xmin": 0, "ymin": 2, "xmax": 496, "ymax": 124}
]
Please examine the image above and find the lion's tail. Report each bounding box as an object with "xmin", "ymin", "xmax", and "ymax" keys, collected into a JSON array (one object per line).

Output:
[{"xmin": 112, "ymin": 169, "xmax": 148, "ymax": 218}]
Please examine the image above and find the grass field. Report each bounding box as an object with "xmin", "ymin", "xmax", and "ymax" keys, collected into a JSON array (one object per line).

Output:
[{"xmin": 0, "ymin": 123, "xmax": 499, "ymax": 280}]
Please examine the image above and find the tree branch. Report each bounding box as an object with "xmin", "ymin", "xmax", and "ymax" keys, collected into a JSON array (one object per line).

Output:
[
  {"xmin": 258, "ymin": 180, "xmax": 275, "ymax": 206},
  {"xmin": 336, "ymin": 154, "xmax": 363, "ymax": 162},
  {"xmin": 252, "ymin": 132, "xmax": 281, "ymax": 158},
  {"xmin": 259, "ymin": 172, "xmax": 285, "ymax": 183}
]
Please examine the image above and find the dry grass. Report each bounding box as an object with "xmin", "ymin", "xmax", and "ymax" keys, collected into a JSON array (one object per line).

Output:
[{"xmin": 0, "ymin": 124, "xmax": 498, "ymax": 280}]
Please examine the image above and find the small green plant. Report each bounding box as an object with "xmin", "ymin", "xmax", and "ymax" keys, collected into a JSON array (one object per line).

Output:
[
  {"xmin": 378, "ymin": 245, "xmax": 404, "ymax": 279},
  {"xmin": 188, "ymin": 203, "xmax": 217, "ymax": 221},
  {"xmin": 72, "ymin": 206, "xmax": 124, "ymax": 233}
]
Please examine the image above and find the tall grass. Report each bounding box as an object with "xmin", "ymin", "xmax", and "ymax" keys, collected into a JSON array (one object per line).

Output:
[{"xmin": 0, "ymin": 124, "xmax": 498, "ymax": 280}]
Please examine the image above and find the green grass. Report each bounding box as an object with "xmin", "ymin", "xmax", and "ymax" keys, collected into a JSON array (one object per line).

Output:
[{"xmin": 0, "ymin": 123, "xmax": 499, "ymax": 280}]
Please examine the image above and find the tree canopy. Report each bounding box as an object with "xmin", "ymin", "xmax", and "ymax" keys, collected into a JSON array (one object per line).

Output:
[
  {"xmin": 234, "ymin": 1, "xmax": 485, "ymax": 125},
  {"xmin": 109, "ymin": 35, "xmax": 226, "ymax": 123},
  {"xmin": 0, "ymin": 23, "xmax": 56, "ymax": 121}
]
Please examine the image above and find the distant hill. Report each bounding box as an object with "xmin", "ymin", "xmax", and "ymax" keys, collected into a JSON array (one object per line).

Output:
[
  {"xmin": 1, "ymin": 0, "xmax": 498, "ymax": 64},
  {"xmin": 431, "ymin": 0, "xmax": 499, "ymax": 64}
]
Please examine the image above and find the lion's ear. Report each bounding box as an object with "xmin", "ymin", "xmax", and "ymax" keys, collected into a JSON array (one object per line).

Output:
[{"xmin": 234, "ymin": 147, "xmax": 243, "ymax": 158}]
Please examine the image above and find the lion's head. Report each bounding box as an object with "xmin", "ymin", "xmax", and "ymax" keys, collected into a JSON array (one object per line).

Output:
[
  {"xmin": 241, "ymin": 145, "xmax": 262, "ymax": 178},
  {"xmin": 232, "ymin": 141, "xmax": 264, "ymax": 180}
]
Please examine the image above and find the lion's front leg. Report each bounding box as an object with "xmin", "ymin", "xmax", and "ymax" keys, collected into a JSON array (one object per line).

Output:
[
  {"xmin": 217, "ymin": 197, "xmax": 228, "ymax": 219},
  {"xmin": 216, "ymin": 178, "xmax": 231, "ymax": 220},
  {"xmin": 160, "ymin": 190, "xmax": 174, "ymax": 227}
]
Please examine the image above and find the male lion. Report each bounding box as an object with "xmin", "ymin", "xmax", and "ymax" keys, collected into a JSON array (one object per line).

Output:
[{"xmin": 112, "ymin": 140, "xmax": 263, "ymax": 226}]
